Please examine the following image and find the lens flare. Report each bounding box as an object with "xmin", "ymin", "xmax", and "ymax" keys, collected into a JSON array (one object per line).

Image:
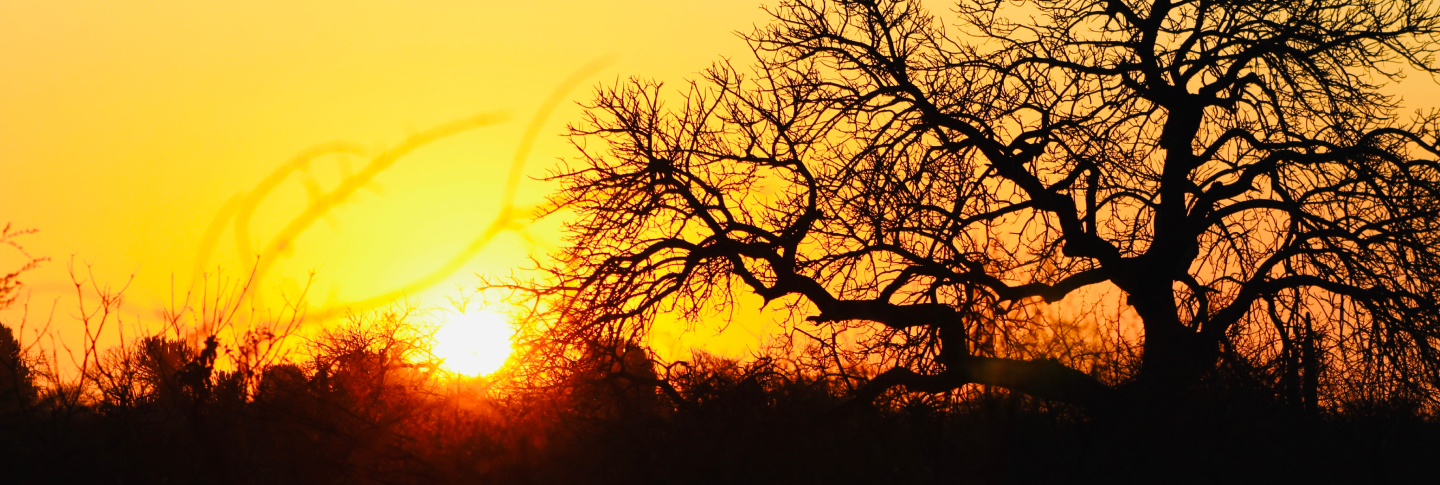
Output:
[{"xmin": 432, "ymin": 310, "xmax": 515, "ymax": 376}]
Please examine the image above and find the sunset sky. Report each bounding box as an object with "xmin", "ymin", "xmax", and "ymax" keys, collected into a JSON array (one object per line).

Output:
[
  {"xmin": 8, "ymin": 0, "xmax": 1440, "ymax": 371},
  {"xmin": 0, "ymin": 1, "xmax": 781, "ymax": 364}
]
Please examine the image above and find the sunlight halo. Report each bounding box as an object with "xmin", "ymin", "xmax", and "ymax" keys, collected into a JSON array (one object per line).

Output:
[{"xmin": 432, "ymin": 309, "xmax": 515, "ymax": 377}]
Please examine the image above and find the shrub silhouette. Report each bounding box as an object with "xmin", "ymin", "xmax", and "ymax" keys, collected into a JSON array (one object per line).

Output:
[
  {"xmin": 0, "ymin": 254, "xmax": 1432, "ymax": 483},
  {"xmin": 0, "ymin": 324, "xmax": 35, "ymax": 414},
  {"xmin": 0, "ymin": 303, "xmax": 1434, "ymax": 483}
]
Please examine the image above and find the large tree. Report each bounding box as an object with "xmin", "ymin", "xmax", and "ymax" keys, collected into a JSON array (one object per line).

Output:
[{"xmin": 515, "ymin": 0, "xmax": 1440, "ymax": 411}]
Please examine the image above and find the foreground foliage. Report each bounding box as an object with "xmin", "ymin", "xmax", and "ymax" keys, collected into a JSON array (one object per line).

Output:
[{"xmin": 0, "ymin": 316, "xmax": 1435, "ymax": 484}]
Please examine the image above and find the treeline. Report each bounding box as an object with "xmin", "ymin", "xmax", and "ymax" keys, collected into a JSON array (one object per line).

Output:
[{"xmin": 0, "ymin": 309, "xmax": 1435, "ymax": 485}]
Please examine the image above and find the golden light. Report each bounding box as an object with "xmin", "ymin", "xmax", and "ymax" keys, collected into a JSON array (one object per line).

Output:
[{"xmin": 432, "ymin": 310, "xmax": 516, "ymax": 377}]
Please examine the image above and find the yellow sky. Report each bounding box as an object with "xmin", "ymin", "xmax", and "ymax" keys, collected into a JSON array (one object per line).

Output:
[
  {"xmin": 6, "ymin": 0, "xmax": 1440, "ymax": 369},
  {"xmin": 0, "ymin": 0, "xmax": 781, "ymax": 362}
]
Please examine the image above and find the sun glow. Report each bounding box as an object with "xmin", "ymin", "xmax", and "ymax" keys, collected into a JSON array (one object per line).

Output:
[{"xmin": 432, "ymin": 310, "xmax": 516, "ymax": 377}]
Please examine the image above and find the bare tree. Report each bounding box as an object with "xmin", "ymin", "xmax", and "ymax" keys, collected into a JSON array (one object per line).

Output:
[{"xmin": 512, "ymin": 0, "xmax": 1440, "ymax": 411}]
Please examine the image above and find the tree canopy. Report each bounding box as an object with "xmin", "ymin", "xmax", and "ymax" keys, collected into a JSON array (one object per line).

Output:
[{"xmin": 514, "ymin": 0, "xmax": 1440, "ymax": 411}]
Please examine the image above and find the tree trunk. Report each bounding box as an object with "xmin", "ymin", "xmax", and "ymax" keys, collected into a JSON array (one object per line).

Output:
[{"xmin": 1133, "ymin": 315, "xmax": 1221, "ymax": 404}]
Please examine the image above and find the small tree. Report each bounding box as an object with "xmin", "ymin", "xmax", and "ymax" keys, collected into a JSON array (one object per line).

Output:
[
  {"xmin": 517, "ymin": 0, "xmax": 1440, "ymax": 411},
  {"xmin": 0, "ymin": 324, "xmax": 35, "ymax": 413},
  {"xmin": 0, "ymin": 225, "xmax": 43, "ymax": 412}
]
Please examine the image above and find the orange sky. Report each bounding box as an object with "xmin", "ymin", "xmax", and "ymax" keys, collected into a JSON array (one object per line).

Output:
[
  {"xmin": 6, "ymin": 0, "xmax": 1440, "ymax": 370},
  {"xmin": 0, "ymin": 0, "xmax": 782, "ymax": 363}
]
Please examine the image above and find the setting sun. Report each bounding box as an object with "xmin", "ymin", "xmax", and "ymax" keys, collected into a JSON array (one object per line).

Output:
[{"xmin": 432, "ymin": 310, "xmax": 515, "ymax": 377}]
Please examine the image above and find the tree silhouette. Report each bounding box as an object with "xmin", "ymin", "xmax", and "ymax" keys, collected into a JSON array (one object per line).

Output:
[
  {"xmin": 515, "ymin": 0, "xmax": 1440, "ymax": 412},
  {"xmin": 0, "ymin": 225, "xmax": 42, "ymax": 414}
]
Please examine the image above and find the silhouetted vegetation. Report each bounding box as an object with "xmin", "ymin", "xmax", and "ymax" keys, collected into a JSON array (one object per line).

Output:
[
  {"xmin": 6, "ymin": 227, "xmax": 1440, "ymax": 485},
  {"xmin": 0, "ymin": 292, "xmax": 1437, "ymax": 484}
]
